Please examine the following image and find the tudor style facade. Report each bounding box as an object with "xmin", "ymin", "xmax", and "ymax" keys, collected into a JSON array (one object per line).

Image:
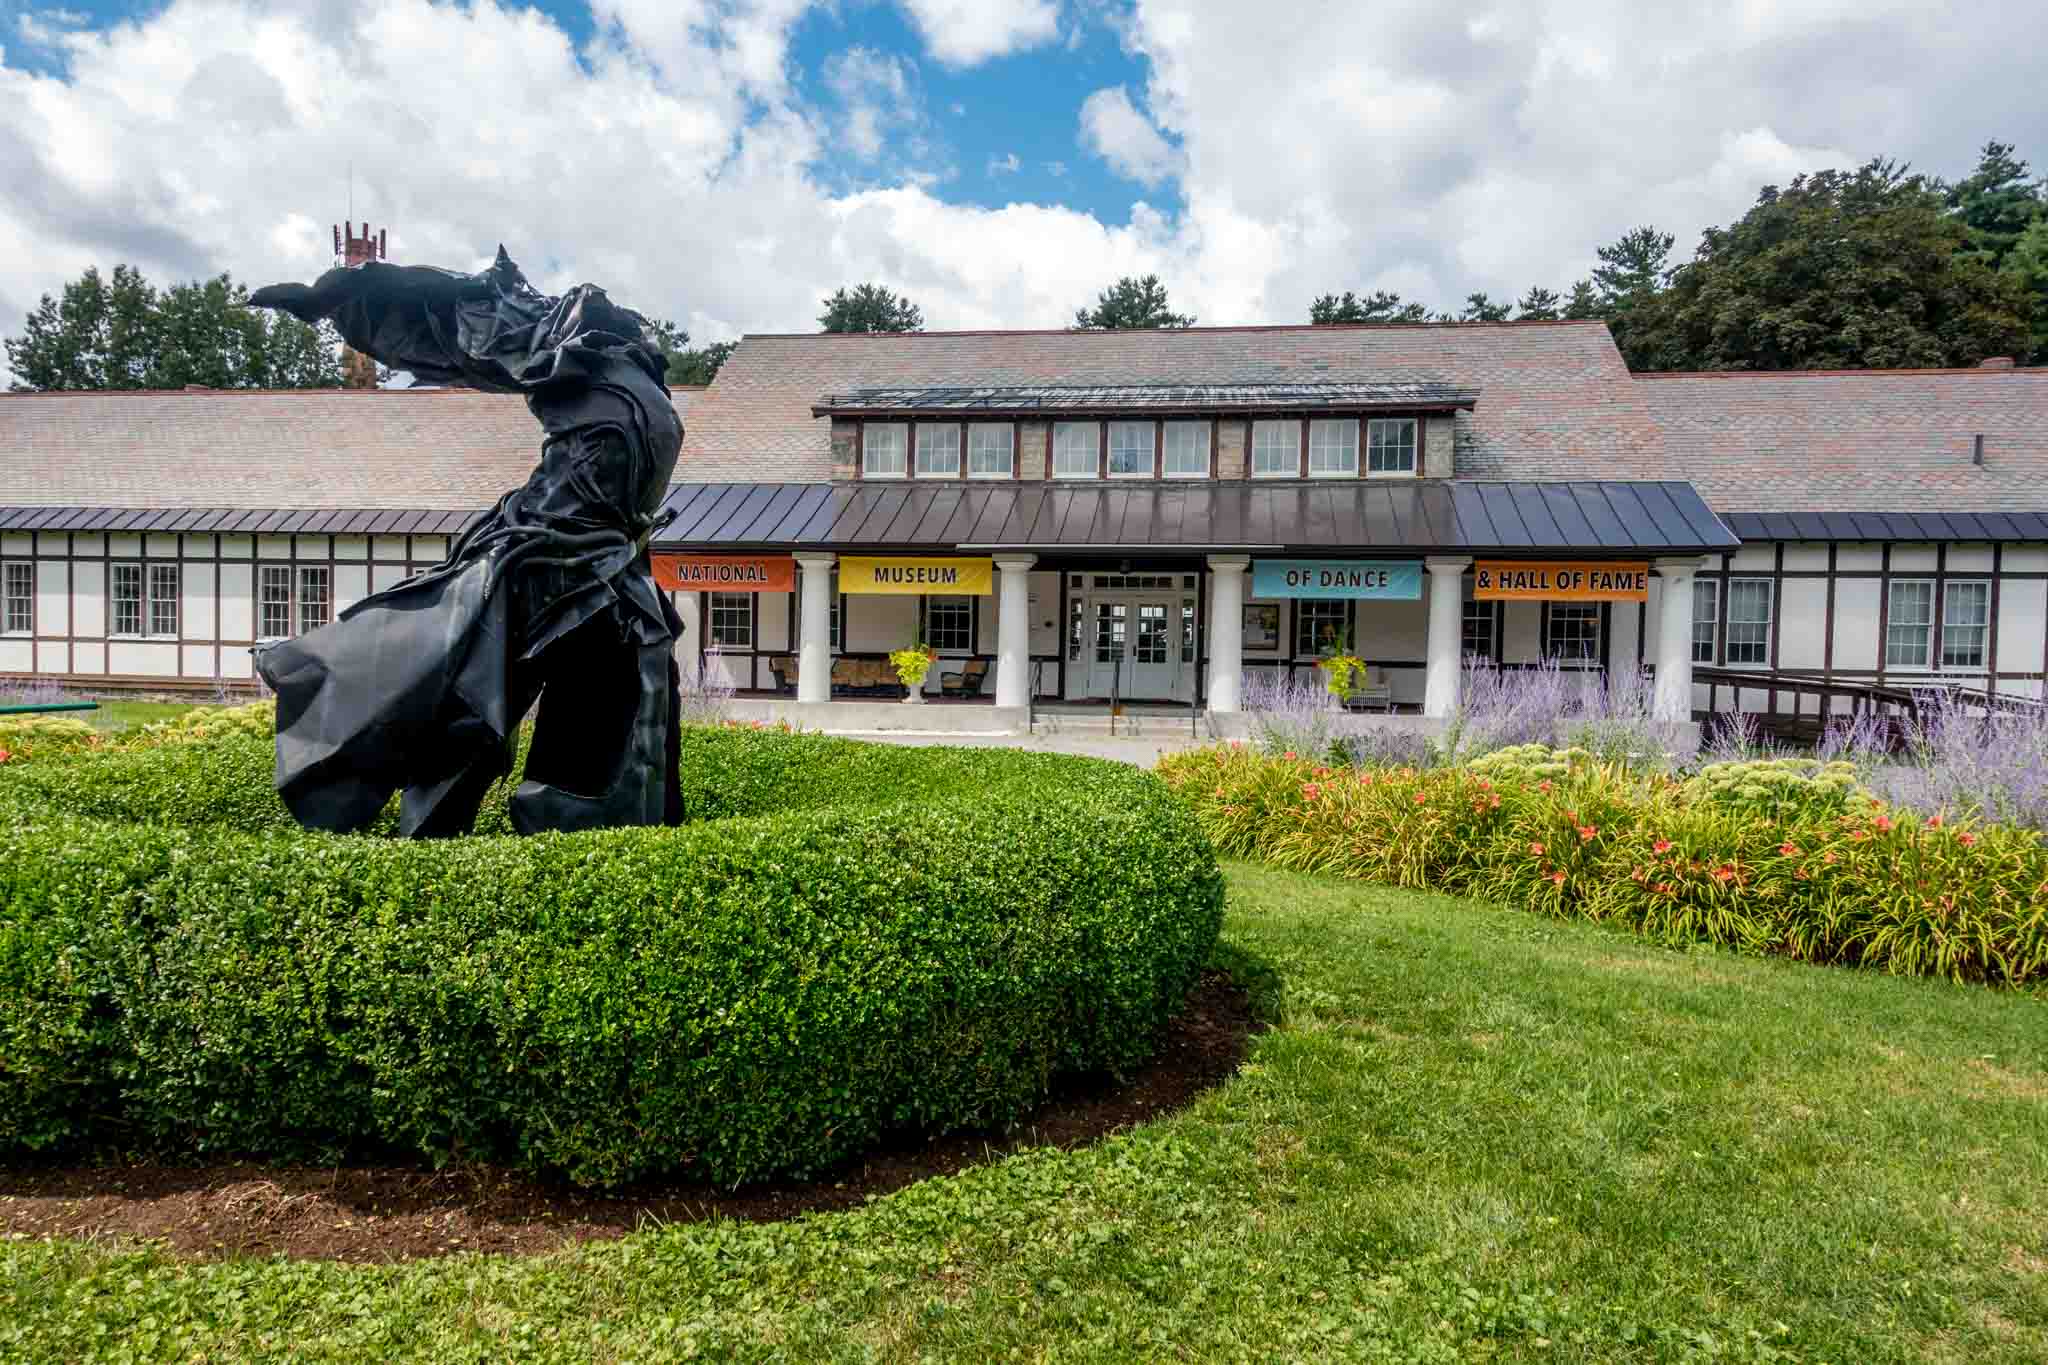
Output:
[{"xmin": 1, "ymin": 323, "xmax": 2043, "ymax": 733}]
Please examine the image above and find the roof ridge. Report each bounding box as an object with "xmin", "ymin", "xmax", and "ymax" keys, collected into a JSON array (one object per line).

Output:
[
  {"xmin": 737, "ymin": 319, "xmax": 1616, "ymax": 341},
  {"xmin": 0, "ymin": 386, "xmax": 511, "ymax": 399}
]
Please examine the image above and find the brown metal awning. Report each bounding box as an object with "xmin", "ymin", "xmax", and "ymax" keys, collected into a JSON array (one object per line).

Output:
[
  {"xmin": 0, "ymin": 507, "xmax": 484, "ymax": 535},
  {"xmin": 1719, "ymin": 510, "xmax": 2048, "ymax": 542},
  {"xmin": 653, "ymin": 479, "xmax": 1740, "ymax": 555}
]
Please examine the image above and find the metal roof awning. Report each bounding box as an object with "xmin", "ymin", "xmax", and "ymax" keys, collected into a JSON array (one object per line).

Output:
[
  {"xmin": 653, "ymin": 480, "xmax": 1740, "ymax": 555},
  {"xmin": 812, "ymin": 381, "xmax": 1480, "ymax": 417},
  {"xmin": 1720, "ymin": 510, "xmax": 2048, "ymax": 542},
  {"xmin": 0, "ymin": 506, "xmax": 485, "ymax": 535}
]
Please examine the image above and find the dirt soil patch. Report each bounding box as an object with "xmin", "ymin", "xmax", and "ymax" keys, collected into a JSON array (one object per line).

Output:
[{"xmin": 0, "ymin": 971, "xmax": 1257, "ymax": 1264}]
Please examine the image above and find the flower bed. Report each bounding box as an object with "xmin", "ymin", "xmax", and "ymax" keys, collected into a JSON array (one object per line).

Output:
[
  {"xmin": 1159, "ymin": 743, "xmax": 2048, "ymax": 985},
  {"xmin": 1, "ymin": 726, "xmax": 1223, "ymax": 1186}
]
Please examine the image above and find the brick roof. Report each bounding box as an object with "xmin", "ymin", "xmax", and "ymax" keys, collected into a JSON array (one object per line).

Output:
[
  {"xmin": 1637, "ymin": 368, "xmax": 2048, "ymax": 513},
  {"xmin": 0, "ymin": 386, "xmax": 698, "ymax": 511},
  {"xmin": 684, "ymin": 322, "xmax": 1669, "ymax": 483}
]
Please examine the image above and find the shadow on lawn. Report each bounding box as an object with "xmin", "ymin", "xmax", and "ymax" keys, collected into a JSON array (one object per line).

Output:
[{"xmin": 0, "ymin": 949, "xmax": 1280, "ymax": 1265}]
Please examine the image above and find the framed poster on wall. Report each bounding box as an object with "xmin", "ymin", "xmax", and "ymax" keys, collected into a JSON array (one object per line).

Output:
[{"xmin": 1243, "ymin": 603, "xmax": 1280, "ymax": 651}]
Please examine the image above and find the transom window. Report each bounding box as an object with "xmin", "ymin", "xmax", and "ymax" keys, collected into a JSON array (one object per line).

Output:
[
  {"xmin": 1108, "ymin": 421, "xmax": 1153, "ymax": 477},
  {"xmin": 1546, "ymin": 603, "xmax": 1600, "ymax": 664},
  {"xmin": 863, "ymin": 422, "xmax": 909, "ymax": 478},
  {"xmin": 1461, "ymin": 597, "xmax": 1496, "ymax": 662},
  {"xmin": 2, "ymin": 561, "xmax": 30, "ymax": 634},
  {"xmin": 1163, "ymin": 421, "xmax": 1209, "ymax": 477},
  {"xmin": 708, "ymin": 592, "xmax": 754, "ymax": 649},
  {"xmin": 922, "ymin": 596, "xmax": 973, "ymax": 652},
  {"xmin": 1295, "ymin": 599, "xmax": 1349, "ymax": 657},
  {"xmin": 914, "ymin": 424, "xmax": 961, "ymax": 477},
  {"xmin": 1053, "ymin": 421, "xmax": 1100, "ymax": 478},
  {"xmin": 1367, "ymin": 418, "xmax": 1417, "ymax": 475},
  {"xmin": 1251, "ymin": 419, "xmax": 1299, "ymax": 478},
  {"xmin": 967, "ymin": 423, "xmax": 1014, "ymax": 478},
  {"xmin": 1725, "ymin": 577, "xmax": 1773, "ymax": 666},
  {"xmin": 258, "ymin": 565, "xmax": 330, "ymax": 639},
  {"xmin": 1942, "ymin": 580, "xmax": 1991, "ymax": 669},
  {"xmin": 1885, "ymin": 579, "xmax": 1934, "ymax": 668},
  {"xmin": 1307, "ymin": 419, "xmax": 1358, "ymax": 476},
  {"xmin": 113, "ymin": 562, "xmax": 178, "ymax": 638},
  {"xmin": 1691, "ymin": 579, "xmax": 1719, "ymax": 663}
]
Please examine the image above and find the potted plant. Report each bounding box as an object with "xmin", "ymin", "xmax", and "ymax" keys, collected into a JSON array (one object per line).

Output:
[
  {"xmin": 889, "ymin": 640, "xmax": 937, "ymax": 703},
  {"xmin": 1316, "ymin": 627, "xmax": 1367, "ymax": 711}
]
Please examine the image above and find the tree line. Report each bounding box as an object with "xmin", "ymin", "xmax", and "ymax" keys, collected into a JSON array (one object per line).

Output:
[{"xmin": 9, "ymin": 139, "xmax": 2045, "ymax": 390}]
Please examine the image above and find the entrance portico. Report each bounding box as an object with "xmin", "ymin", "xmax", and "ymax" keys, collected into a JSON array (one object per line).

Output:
[{"xmin": 652, "ymin": 477, "xmax": 1737, "ymax": 732}]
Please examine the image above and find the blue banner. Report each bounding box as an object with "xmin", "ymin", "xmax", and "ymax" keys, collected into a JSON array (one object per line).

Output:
[{"xmin": 1252, "ymin": 559, "xmax": 1423, "ymax": 600}]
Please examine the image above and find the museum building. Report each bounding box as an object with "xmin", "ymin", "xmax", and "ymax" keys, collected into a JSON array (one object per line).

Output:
[{"xmin": 2, "ymin": 319, "xmax": 2045, "ymax": 730}]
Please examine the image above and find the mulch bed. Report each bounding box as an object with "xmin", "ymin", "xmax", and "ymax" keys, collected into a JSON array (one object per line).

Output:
[{"xmin": 0, "ymin": 971, "xmax": 1258, "ymax": 1264}]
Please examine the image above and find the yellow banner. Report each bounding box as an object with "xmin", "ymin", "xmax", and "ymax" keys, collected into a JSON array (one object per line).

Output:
[
  {"xmin": 1474, "ymin": 561, "xmax": 1649, "ymax": 601},
  {"xmin": 840, "ymin": 556, "xmax": 994, "ymax": 595}
]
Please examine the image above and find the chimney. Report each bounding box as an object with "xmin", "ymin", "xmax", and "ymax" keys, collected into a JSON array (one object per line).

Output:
[
  {"xmin": 331, "ymin": 221, "xmax": 391, "ymax": 388},
  {"xmin": 1978, "ymin": 356, "xmax": 2015, "ymax": 369}
]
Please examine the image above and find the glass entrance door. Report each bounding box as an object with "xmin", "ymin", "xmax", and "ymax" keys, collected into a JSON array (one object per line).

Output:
[{"xmin": 1066, "ymin": 586, "xmax": 1197, "ymax": 703}]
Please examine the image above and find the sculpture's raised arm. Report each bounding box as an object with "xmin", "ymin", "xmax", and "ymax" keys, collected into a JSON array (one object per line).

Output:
[{"xmin": 250, "ymin": 247, "xmax": 565, "ymax": 393}]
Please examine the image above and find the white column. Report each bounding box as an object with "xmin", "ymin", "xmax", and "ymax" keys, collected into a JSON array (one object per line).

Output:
[
  {"xmin": 1423, "ymin": 556, "xmax": 1472, "ymax": 719},
  {"xmin": 795, "ymin": 551, "xmax": 836, "ymax": 705},
  {"xmin": 993, "ymin": 555, "xmax": 1036, "ymax": 708},
  {"xmin": 1206, "ymin": 555, "xmax": 1250, "ymax": 713},
  {"xmin": 1653, "ymin": 556, "xmax": 1706, "ymax": 721}
]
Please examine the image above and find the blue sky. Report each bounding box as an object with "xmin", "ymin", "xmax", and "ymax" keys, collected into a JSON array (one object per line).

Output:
[{"xmin": 3, "ymin": 0, "xmax": 2046, "ymax": 356}]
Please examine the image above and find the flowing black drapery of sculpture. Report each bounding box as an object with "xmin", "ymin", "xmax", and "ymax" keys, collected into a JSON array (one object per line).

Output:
[{"xmin": 248, "ymin": 248, "xmax": 684, "ymax": 837}]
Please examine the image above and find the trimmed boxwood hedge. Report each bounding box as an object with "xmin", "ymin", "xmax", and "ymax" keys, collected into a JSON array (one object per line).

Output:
[{"xmin": 0, "ymin": 726, "xmax": 1223, "ymax": 1187}]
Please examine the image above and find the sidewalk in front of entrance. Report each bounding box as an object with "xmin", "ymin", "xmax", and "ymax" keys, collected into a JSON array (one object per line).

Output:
[
  {"xmin": 720, "ymin": 698, "xmax": 1252, "ymax": 766},
  {"xmin": 803, "ymin": 720, "xmax": 1223, "ymax": 767}
]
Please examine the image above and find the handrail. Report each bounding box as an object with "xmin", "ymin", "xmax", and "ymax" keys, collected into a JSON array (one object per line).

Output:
[{"xmin": 0, "ymin": 701, "xmax": 100, "ymax": 716}]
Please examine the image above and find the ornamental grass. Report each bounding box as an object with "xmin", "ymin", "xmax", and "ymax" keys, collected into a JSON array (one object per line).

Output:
[{"xmin": 1158, "ymin": 743, "xmax": 2048, "ymax": 985}]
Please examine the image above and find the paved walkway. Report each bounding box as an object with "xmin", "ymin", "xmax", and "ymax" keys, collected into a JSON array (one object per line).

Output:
[{"xmin": 820, "ymin": 720, "xmax": 1222, "ymax": 767}]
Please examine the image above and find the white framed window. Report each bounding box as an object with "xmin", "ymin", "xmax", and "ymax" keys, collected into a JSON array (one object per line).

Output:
[
  {"xmin": 967, "ymin": 423, "xmax": 1014, "ymax": 478},
  {"xmin": 862, "ymin": 422, "xmax": 908, "ymax": 478},
  {"xmin": 1053, "ymin": 421, "xmax": 1099, "ymax": 478},
  {"xmin": 1691, "ymin": 579, "xmax": 1719, "ymax": 664},
  {"xmin": 1308, "ymin": 419, "xmax": 1359, "ymax": 476},
  {"xmin": 111, "ymin": 563, "xmax": 145, "ymax": 637},
  {"xmin": 709, "ymin": 592, "xmax": 754, "ymax": 648},
  {"xmin": 1163, "ymin": 421, "xmax": 1210, "ymax": 478},
  {"xmin": 2, "ymin": 561, "xmax": 31, "ymax": 634},
  {"xmin": 148, "ymin": 563, "xmax": 180, "ymax": 638},
  {"xmin": 1108, "ymin": 421, "xmax": 1154, "ymax": 477},
  {"xmin": 914, "ymin": 423, "xmax": 961, "ymax": 478},
  {"xmin": 922, "ymin": 596, "xmax": 973, "ymax": 653},
  {"xmin": 1886, "ymin": 579, "xmax": 1934, "ymax": 669},
  {"xmin": 1546, "ymin": 603, "xmax": 1600, "ymax": 664},
  {"xmin": 1943, "ymin": 580, "xmax": 1991, "ymax": 669},
  {"xmin": 1366, "ymin": 418, "xmax": 1417, "ymax": 475},
  {"xmin": 259, "ymin": 564, "xmax": 329, "ymax": 640},
  {"xmin": 1295, "ymin": 600, "xmax": 1349, "ymax": 657},
  {"xmin": 1725, "ymin": 577, "xmax": 1772, "ymax": 666},
  {"xmin": 1461, "ymin": 597, "xmax": 1496, "ymax": 661},
  {"xmin": 298, "ymin": 566, "xmax": 332, "ymax": 633},
  {"xmin": 1250, "ymin": 419, "xmax": 1299, "ymax": 478}
]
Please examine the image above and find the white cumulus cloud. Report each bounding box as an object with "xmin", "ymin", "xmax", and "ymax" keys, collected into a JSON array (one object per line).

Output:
[
  {"xmin": 1078, "ymin": 84, "xmax": 1182, "ymax": 189},
  {"xmin": 894, "ymin": 0, "xmax": 1061, "ymax": 68}
]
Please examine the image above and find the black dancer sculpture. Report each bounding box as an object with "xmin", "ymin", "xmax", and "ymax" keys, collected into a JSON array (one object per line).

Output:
[{"xmin": 249, "ymin": 248, "xmax": 684, "ymax": 837}]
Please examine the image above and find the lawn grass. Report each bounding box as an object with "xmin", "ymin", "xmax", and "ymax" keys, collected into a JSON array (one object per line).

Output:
[{"xmin": 4, "ymin": 864, "xmax": 2046, "ymax": 1362}]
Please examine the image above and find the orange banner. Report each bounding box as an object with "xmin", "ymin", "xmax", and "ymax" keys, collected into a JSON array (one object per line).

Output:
[
  {"xmin": 652, "ymin": 553, "xmax": 796, "ymax": 593},
  {"xmin": 1474, "ymin": 561, "xmax": 1649, "ymax": 601}
]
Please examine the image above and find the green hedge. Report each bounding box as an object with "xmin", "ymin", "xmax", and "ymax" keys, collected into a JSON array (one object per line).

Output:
[{"xmin": 0, "ymin": 727, "xmax": 1223, "ymax": 1187}]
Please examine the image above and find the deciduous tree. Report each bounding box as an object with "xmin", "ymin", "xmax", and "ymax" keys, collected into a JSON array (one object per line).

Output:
[{"xmin": 1620, "ymin": 160, "xmax": 2032, "ymax": 370}]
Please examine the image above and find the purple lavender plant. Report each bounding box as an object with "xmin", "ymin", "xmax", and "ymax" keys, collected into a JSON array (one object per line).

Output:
[
  {"xmin": 1848, "ymin": 692, "xmax": 2048, "ymax": 831},
  {"xmin": 1239, "ymin": 668, "xmax": 1343, "ymax": 759}
]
